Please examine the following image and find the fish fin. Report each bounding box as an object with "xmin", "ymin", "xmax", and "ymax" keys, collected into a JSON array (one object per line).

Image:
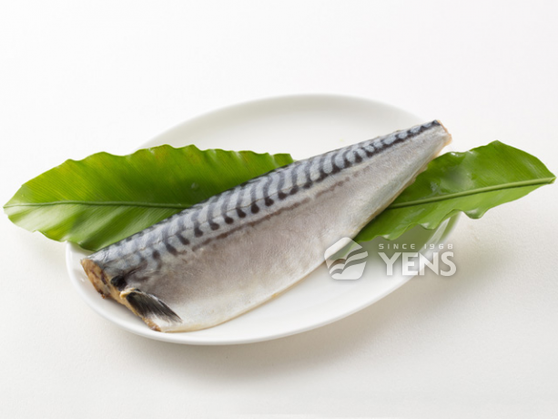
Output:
[{"xmin": 123, "ymin": 289, "xmax": 181, "ymax": 323}]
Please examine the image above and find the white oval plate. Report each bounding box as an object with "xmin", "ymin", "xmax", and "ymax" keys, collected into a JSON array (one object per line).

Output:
[{"xmin": 66, "ymin": 94, "xmax": 456, "ymax": 345}]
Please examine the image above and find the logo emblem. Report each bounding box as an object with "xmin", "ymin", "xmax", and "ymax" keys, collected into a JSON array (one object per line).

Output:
[{"xmin": 324, "ymin": 238, "xmax": 368, "ymax": 280}]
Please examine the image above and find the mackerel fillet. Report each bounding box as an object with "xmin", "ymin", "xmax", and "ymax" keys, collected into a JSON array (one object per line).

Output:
[{"xmin": 82, "ymin": 121, "xmax": 451, "ymax": 332}]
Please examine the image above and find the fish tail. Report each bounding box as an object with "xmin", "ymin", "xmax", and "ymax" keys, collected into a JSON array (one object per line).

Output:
[{"xmin": 122, "ymin": 288, "xmax": 182, "ymax": 329}]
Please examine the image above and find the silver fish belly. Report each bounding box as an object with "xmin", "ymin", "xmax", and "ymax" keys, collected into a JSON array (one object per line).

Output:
[{"xmin": 82, "ymin": 121, "xmax": 451, "ymax": 332}]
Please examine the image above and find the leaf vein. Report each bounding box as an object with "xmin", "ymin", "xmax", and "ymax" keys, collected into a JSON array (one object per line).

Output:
[
  {"xmin": 388, "ymin": 177, "xmax": 555, "ymax": 210},
  {"xmin": 4, "ymin": 200, "xmax": 189, "ymax": 210}
]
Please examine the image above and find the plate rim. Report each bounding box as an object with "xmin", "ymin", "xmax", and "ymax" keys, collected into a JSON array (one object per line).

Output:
[{"xmin": 149, "ymin": 92, "xmax": 426, "ymax": 150}]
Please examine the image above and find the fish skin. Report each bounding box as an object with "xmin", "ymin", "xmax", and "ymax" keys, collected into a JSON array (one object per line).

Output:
[{"xmin": 81, "ymin": 121, "xmax": 451, "ymax": 332}]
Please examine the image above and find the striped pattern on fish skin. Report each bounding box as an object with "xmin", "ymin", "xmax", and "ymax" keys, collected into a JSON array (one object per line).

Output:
[{"xmin": 82, "ymin": 120, "xmax": 451, "ymax": 332}]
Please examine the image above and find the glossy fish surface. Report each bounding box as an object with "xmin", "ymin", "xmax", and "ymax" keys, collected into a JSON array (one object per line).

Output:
[{"xmin": 82, "ymin": 121, "xmax": 451, "ymax": 332}]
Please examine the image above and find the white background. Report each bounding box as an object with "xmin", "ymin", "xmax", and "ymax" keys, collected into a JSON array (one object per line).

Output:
[{"xmin": 1, "ymin": 1, "xmax": 557, "ymax": 418}]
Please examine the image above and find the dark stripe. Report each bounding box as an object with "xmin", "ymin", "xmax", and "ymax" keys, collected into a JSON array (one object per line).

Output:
[
  {"xmin": 361, "ymin": 144, "xmax": 375, "ymax": 157},
  {"xmin": 276, "ymin": 169, "xmax": 287, "ymax": 200},
  {"xmin": 151, "ymin": 249, "xmax": 162, "ymax": 270},
  {"xmin": 206, "ymin": 196, "xmax": 220, "ymax": 231},
  {"xmin": 262, "ymin": 173, "xmax": 275, "ymax": 206},
  {"xmin": 342, "ymin": 148, "xmax": 354, "ymax": 168},
  {"xmin": 165, "ymin": 242, "xmax": 179, "ymax": 256},
  {"xmin": 316, "ymin": 153, "xmax": 329, "ymax": 182},
  {"xmin": 329, "ymin": 151, "xmax": 342, "ymax": 174},
  {"xmin": 249, "ymin": 182, "xmax": 260, "ymax": 213},
  {"xmin": 159, "ymin": 221, "xmax": 173, "ymax": 253},
  {"xmin": 179, "ymin": 203, "xmax": 205, "ymax": 233},
  {"xmin": 176, "ymin": 232, "xmax": 190, "ymax": 246},
  {"xmin": 235, "ymin": 184, "xmax": 247, "ymax": 218},
  {"xmin": 180, "ymin": 210, "xmax": 192, "ymax": 231},
  {"xmin": 191, "ymin": 207, "xmax": 204, "ymax": 237},
  {"xmin": 290, "ymin": 162, "xmax": 302, "ymax": 194},
  {"xmin": 353, "ymin": 149, "xmax": 363, "ymax": 163},
  {"xmin": 302, "ymin": 160, "xmax": 313, "ymax": 189},
  {"xmin": 220, "ymin": 189, "xmax": 235, "ymax": 224}
]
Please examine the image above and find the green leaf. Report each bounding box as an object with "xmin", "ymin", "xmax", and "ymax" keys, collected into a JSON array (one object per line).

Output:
[
  {"xmin": 4, "ymin": 140, "xmax": 554, "ymax": 253},
  {"xmin": 355, "ymin": 141, "xmax": 555, "ymax": 243},
  {"xmin": 3, "ymin": 145, "xmax": 293, "ymax": 251}
]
